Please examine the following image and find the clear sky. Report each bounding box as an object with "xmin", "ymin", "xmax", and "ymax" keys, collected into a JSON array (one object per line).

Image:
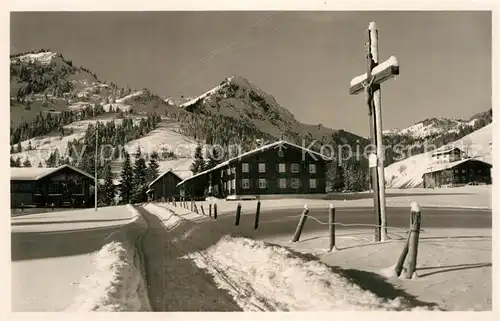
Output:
[{"xmin": 10, "ymin": 11, "xmax": 491, "ymax": 136}]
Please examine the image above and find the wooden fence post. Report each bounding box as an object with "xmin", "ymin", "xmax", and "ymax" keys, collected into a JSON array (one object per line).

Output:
[
  {"xmin": 292, "ymin": 205, "xmax": 309, "ymax": 242},
  {"xmin": 209, "ymin": 203, "xmax": 212, "ymax": 217},
  {"xmin": 235, "ymin": 203, "xmax": 242, "ymax": 226},
  {"xmin": 329, "ymin": 204, "xmax": 338, "ymax": 251},
  {"xmin": 405, "ymin": 202, "xmax": 422, "ymax": 279},
  {"xmin": 214, "ymin": 203, "xmax": 218, "ymax": 219},
  {"xmin": 201, "ymin": 204, "xmax": 206, "ymax": 216},
  {"xmin": 254, "ymin": 201, "xmax": 261, "ymax": 230},
  {"xmin": 395, "ymin": 201, "xmax": 421, "ymax": 277}
]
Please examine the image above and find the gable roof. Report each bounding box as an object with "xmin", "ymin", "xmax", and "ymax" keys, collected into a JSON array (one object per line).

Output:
[
  {"xmin": 11, "ymin": 164, "xmax": 95, "ymax": 181},
  {"xmin": 431, "ymin": 146, "xmax": 463, "ymax": 156},
  {"xmin": 422, "ymin": 158, "xmax": 492, "ymax": 175},
  {"xmin": 177, "ymin": 140, "xmax": 332, "ymax": 187},
  {"xmin": 148, "ymin": 169, "xmax": 182, "ymax": 188}
]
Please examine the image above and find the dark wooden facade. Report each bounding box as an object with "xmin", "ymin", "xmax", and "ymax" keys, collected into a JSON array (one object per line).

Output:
[
  {"xmin": 180, "ymin": 141, "xmax": 331, "ymax": 199},
  {"xmin": 10, "ymin": 165, "xmax": 95, "ymax": 208},
  {"xmin": 147, "ymin": 170, "xmax": 182, "ymax": 201},
  {"xmin": 422, "ymin": 159, "xmax": 492, "ymax": 188}
]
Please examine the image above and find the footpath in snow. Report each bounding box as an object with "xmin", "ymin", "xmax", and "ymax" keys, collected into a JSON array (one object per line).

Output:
[{"xmin": 155, "ymin": 199, "xmax": 492, "ymax": 311}]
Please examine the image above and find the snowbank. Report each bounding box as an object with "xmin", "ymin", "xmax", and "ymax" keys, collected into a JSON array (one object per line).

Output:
[
  {"xmin": 143, "ymin": 203, "xmax": 183, "ymax": 229},
  {"xmin": 184, "ymin": 235, "xmax": 432, "ymax": 311},
  {"xmin": 67, "ymin": 205, "xmax": 151, "ymax": 312}
]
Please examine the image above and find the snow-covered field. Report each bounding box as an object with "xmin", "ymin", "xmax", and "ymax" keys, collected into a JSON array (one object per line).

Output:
[
  {"xmin": 11, "ymin": 205, "xmax": 150, "ymax": 312},
  {"xmin": 12, "ymin": 116, "xmax": 196, "ymax": 180},
  {"xmin": 385, "ymin": 124, "xmax": 492, "ymax": 188}
]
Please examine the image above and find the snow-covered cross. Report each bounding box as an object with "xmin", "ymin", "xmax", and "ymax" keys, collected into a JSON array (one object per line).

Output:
[{"xmin": 349, "ymin": 22, "xmax": 400, "ymax": 242}]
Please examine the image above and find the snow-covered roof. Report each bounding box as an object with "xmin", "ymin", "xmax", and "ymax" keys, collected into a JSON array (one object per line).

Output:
[
  {"xmin": 11, "ymin": 164, "xmax": 95, "ymax": 181},
  {"xmin": 422, "ymin": 158, "xmax": 492, "ymax": 175},
  {"xmin": 431, "ymin": 147, "xmax": 463, "ymax": 156},
  {"xmin": 177, "ymin": 140, "xmax": 332, "ymax": 187},
  {"xmin": 148, "ymin": 169, "xmax": 182, "ymax": 188}
]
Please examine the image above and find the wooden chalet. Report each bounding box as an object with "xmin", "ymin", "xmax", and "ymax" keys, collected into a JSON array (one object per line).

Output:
[
  {"xmin": 146, "ymin": 169, "xmax": 183, "ymax": 201},
  {"xmin": 177, "ymin": 140, "xmax": 332, "ymax": 200},
  {"xmin": 10, "ymin": 165, "xmax": 95, "ymax": 208},
  {"xmin": 422, "ymin": 158, "xmax": 492, "ymax": 188}
]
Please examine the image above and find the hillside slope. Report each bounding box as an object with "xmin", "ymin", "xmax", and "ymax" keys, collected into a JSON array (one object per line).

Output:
[{"xmin": 385, "ymin": 123, "xmax": 493, "ymax": 188}]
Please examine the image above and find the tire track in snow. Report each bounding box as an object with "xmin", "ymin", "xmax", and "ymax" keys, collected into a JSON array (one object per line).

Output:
[{"xmin": 134, "ymin": 205, "xmax": 242, "ymax": 311}]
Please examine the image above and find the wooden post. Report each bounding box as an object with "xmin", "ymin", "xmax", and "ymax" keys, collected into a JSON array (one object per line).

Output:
[
  {"xmin": 254, "ymin": 201, "xmax": 261, "ymax": 230},
  {"xmin": 201, "ymin": 204, "xmax": 206, "ymax": 216},
  {"xmin": 209, "ymin": 203, "xmax": 212, "ymax": 217},
  {"xmin": 214, "ymin": 203, "xmax": 218, "ymax": 220},
  {"xmin": 292, "ymin": 205, "xmax": 309, "ymax": 242},
  {"xmin": 328, "ymin": 204, "xmax": 338, "ymax": 251},
  {"xmin": 235, "ymin": 203, "xmax": 242, "ymax": 226},
  {"xmin": 395, "ymin": 201, "xmax": 421, "ymax": 277},
  {"xmin": 405, "ymin": 202, "xmax": 422, "ymax": 279},
  {"xmin": 349, "ymin": 22, "xmax": 399, "ymax": 242}
]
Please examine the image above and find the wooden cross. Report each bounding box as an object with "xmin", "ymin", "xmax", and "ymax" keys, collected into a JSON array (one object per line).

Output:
[{"xmin": 349, "ymin": 22, "xmax": 400, "ymax": 242}]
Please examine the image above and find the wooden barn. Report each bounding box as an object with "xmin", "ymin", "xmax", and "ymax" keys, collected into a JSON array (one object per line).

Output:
[
  {"xmin": 422, "ymin": 158, "xmax": 492, "ymax": 188},
  {"xmin": 10, "ymin": 165, "xmax": 95, "ymax": 208},
  {"xmin": 146, "ymin": 169, "xmax": 183, "ymax": 201},
  {"xmin": 177, "ymin": 140, "xmax": 332, "ymax": 200}
]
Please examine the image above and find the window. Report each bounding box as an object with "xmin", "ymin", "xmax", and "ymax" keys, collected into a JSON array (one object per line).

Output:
[
  {"xmin": 242, "ymin": 163, "xmax": 249, "ymax": 173},
  {"xmin": 231, "ymin": 167, "xmax": 236, "ymax": 174},
  {"xmin": 291, "ymin": 163, "xmax": 299, "ymax": 173},
  {"xmin": 291, "ymin": 178, "xmax": 300, "ymax": 189},
  {"xmin": 227, "ymin": 168, "xmax": 231, "ymax": 175},
  {"xmin": 462, "ymin": 169, "xmax": 466, "ymax": 174},
  {"xmin": 279, "ymin": 178, "xmax": 287, "ymax": 189},
  {"xmin": 48, "ymin": 182, "xmax": 61, "ymax": 194},
  {"xmin": 279, "ymin": 163, "xmax": 286, "ymax": 173},
  {"xmin": 278, "ymin": 149, "xmax": 284, "ymax": 157},
  {"xmin": 309, "ymin": 164, "xmax": 316, "ymax": 174},
  {"xmin": 309, "ymin": 179, "xmax": 317, "ymax": 189},
  {"xmin": 231, "ymin": 179, "xmax": 235, "ymax": 189},
  {"xmin": 259, "ymin": 179, "xmax": 267, "ymax": 189},
  {"xmin": 242, "ymin": 179, "xmax": 250, "ymax": 189},
  {"xmin": 259, "ymin": 163, "xmax": 266, "ymax": 173}
]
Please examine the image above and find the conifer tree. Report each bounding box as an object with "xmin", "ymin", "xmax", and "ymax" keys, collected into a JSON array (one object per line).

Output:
[
  {"xmin": 190, "ymin": 144, "xmax": 206, "ymax": 174},
  {"xmin": 38, "ymin": 161, "xmax": 43, "ymax": 168},
  {"xmin": 132, "ymin": 146, "xmax": 148, "ymax": 203},
  {"xmin": 16, "ymin": 141, "xmax": 22, "ymax": 153},
  {"xmin": 119, "ymin": 152, "xmax": 134, "ymax": 204},
  {"xmin": 14, "ymin": 157, "xmax": 22, "ymax": 167},
  {"xmin": 23, "ymin": 158, "xmax": 32, "ymax": 167},
  {"xmin": 147, "ymin": 151, "xmax": 160, "ymax": 183},
  {"xmin": 10, "ymin": 145, "xmax": 14, "ymax": 154},
  {"xmin": 10, "ymin": 156, "xmax": 16, "ymax": 167},
  {"xmin": 103, "ymin": 162, "xmax": 116, "ymax": 206}
]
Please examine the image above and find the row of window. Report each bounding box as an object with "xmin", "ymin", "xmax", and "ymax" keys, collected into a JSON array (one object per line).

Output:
[
  {"xmin": 224, "ymin": 178, "xmax": 317, "ymax": 190},
  {"xmin": 239, "ymin": 163, "xmax": 316, "ymax": 174}
]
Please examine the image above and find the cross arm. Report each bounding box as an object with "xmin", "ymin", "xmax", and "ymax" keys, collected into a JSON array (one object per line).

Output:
[{"xmin": 349, "ymin": 56, "xmax": 400, "ymax": 95}]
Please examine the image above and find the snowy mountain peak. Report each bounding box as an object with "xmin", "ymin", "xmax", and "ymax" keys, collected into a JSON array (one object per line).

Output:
[
  {"xmin": 384, "ymin": 117, "xmax": 478, "ymax": 139},
  {"xmin": 13, "ymin": 51, "xmax": 59, "ymax": 65}
]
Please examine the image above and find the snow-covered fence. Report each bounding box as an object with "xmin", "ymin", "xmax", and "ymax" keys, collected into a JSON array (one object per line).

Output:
[{"xmin": 288, "ymin": 202, "xmax": 419, "ymax": 252}]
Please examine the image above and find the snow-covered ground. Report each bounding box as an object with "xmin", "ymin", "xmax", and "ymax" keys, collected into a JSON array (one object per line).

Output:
[
  {"xmin": 158, "ymin": 201, "xmax": 492, "ymax": 311},
  {"xmin": 385, "ymin": 124, "xmax": 492, "ymax": 188},
  {"xmin": 120, "ymin": 121, "xmax": 197, "ymax": 179},
  {"xmin": 11, "ymin": 205, "xmax": 150, "ymax": 312},
  {"xmin": 16, "ymin": 51, "xmax": 58, "ymax": 64},
  {"xmin": 180, "ymin": 76, "xmax": 234, "ymax": 108},
  {"xmin": 185, "ymin": 235, "xmax": 433, "ymax": 311}
]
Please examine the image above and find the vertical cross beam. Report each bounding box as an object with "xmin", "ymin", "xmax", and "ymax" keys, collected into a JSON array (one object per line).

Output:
[{"xmin": 349, "ymin": 22, "xmax": 400, "ymax": 242}]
